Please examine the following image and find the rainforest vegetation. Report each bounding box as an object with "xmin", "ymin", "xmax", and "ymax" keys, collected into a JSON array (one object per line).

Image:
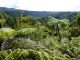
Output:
[{"xmin": 0, "ymin": 7, "xmax": 80, "ymax": 60}]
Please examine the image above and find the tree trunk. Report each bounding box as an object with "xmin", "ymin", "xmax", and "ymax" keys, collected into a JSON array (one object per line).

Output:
[{"xmin": 57, "ymin": 23, "xmax": 61, "ymax": 42}]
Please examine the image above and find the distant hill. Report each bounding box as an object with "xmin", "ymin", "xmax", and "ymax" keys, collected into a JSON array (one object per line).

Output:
[{"xmin": 0, "ymin": 7, "xmax": 77, "ymax": 20}]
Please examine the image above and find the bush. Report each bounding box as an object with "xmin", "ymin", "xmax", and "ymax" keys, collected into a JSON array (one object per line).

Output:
[
  {"xmin": 16, "ymin": 28, "xmax": 36, "ymax": 37},
  {"xmin": 6, "ymin": 38, "xmax": 46, "ymax": 50},
  {"xmin": 16, "ymin": 27, "xmax": 49, "ymax": 41},
  {"xmin": 58, "ymin": 36, "xmax": 80, "ymax": 58},
  {"xmin": 70, "ymin": 37, "xmax": 80, "ymax": 57},
  {"xmin": 0, "ymin": 49, "xmax": 70, "ymax": 60},
  {"xmin": 0, "ymin": 28, "xmax": 15, "ymax": 40}
]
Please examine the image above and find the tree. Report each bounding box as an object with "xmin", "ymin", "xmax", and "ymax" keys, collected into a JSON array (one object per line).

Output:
[
  {"xmin": 47, "ymin": 17, "xmax": 61, "ymax": 41},
  {"xmin": 47, "ymin": 17, "xmax": 70, "ymax": 41},
  {"xmin": 70, "ymin": 20, "xmax": 77, "ymax": 27},
  {"xmin": 59, "ymin": 19, "xmax": 69, "ymax": 28},
  {"xmin": 76, "ymin": 12, "xmax": 80, "ymax": 27},
  {"xmin": 14, "ymin": 16, "xmax": 32, "ymax": 29}
]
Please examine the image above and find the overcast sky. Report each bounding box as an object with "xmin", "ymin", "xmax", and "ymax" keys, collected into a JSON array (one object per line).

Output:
[{"xmin": 0, "ymin": 0, "xmax": 80, "ymax": 11}]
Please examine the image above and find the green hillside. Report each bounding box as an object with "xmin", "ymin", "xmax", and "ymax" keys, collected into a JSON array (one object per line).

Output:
[{"xmin": 0, "ymin": 7, "xmax": 80, "ymax": 60}]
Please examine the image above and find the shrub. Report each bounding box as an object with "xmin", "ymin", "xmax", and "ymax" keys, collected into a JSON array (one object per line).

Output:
[
  {"xmin": 0, "ymin": 28, "xmax": 15, "ymax": 40},
  {"xmin": 0, "ymin": 49, "xmax": 70, "ymax": 60},
  {"xmin": 70, "ymin": 37, "xmax": 80, "ymax": 57},
  {"xmin": 2, "ymin": 38, "xmax": 46, "ymax": 50},
  {"xmin": 58, "ymin": 36, "xmax": 80, "ymax": 58},
  {"xmin": 16, "ymin": 28, "xmax": 36, "ymax": 37}
]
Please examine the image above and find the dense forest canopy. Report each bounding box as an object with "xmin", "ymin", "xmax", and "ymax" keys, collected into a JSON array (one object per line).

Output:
[
  {"xmin": 0, "ymin": 7, "xmax": 77, "ymax": 20},
  {"xmin": 0, "ymin": 7, "xmax": 80, "ymax": 60}
]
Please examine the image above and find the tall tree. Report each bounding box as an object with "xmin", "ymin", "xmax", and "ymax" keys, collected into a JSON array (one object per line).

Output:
[
  {"xmin": 47, "ymin": 17, "xmax": 61, "ymax": 42},
  {"xmin": 76, "ymin": 12, "xmax": 80, "ymax": 27}
]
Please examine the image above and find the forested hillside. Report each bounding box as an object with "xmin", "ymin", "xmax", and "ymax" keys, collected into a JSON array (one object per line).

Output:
[
  {"xmin": 0, "ymin": 7, "xmax": 80, "ymax": 60},
  {"xmin": 0, "ymin": 7, "xmax": 77, "ymax": 20}
]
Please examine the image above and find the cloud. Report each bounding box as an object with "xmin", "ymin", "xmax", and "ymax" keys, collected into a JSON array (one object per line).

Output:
[
  {"xmin": 0, "ymin": 0, "xmax": 18, "ymax": 8},
  {"xmin": 0, "ymin": 0, "xmax": 80, "ymax": 11}
]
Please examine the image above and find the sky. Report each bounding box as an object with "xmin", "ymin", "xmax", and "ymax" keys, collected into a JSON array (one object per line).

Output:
[{"xmin": 0, "ymin": 0, "xmax": 80, "ymax": 11}]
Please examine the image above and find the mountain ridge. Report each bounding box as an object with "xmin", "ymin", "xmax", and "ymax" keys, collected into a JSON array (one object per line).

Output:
[{"xmin": 0, "ymin": 7, "xmax": 77, "ymax": 20}]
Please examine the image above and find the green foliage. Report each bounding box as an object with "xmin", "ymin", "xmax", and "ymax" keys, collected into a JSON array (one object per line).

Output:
[
  {"xmin": 76, "ymin": 12, "xmax": 80, "ymax": 26},
  {"xmin": 14, "ymin": 16, "xmax": 32, "ymax": 29},
  {"xmin": 69, "ymin": 27, "xmax": 80, "ymax": 37},
  {"xmin": 0, "ymin": 49, "xmax": 70, "ymax": 60},
  {"xmin": 16, "ymin": 28, "xmax": 36, "ymax": 37},
  {"xmin": 58, "ymin": 36, "xmax": 80, "ymax": 58},
  {"xmin": 47, "ymin": 17, "xmax": 58, "ymax": 28},
  {"xmin": 21, "ymin": 16, "xmax": 31, "ymax": 23},
  {"xmin": 59, "ymin": 19, "xmax": 69, "ymax": 28},
  {"xmin": 70, "ymin": 37, "xmax": 80, "ymax": 57},
  {"xmin": 0, "ymin": 28, "xmax": 15, "ymax": 40},
  {"xmin": 0, "ymin": 19, "xmax": 6, "ymax": 27},
  {"xmin": 0, "ymin": 10, "xmax": 80, "ymax": 60},
  {"xmin": 60, "ymin": 29, "xmax": 71, "ymax": 38},
  {"xmin": 7, "ymin": 38, "xmax": 46, "ymax": 50},
  {"xmin": 70, "ymin": 20, "xmax": 77, "ymax": 27},
  {"xmin": 47, "ymin": 17, "xmax": 69, "ymax": 29}
]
